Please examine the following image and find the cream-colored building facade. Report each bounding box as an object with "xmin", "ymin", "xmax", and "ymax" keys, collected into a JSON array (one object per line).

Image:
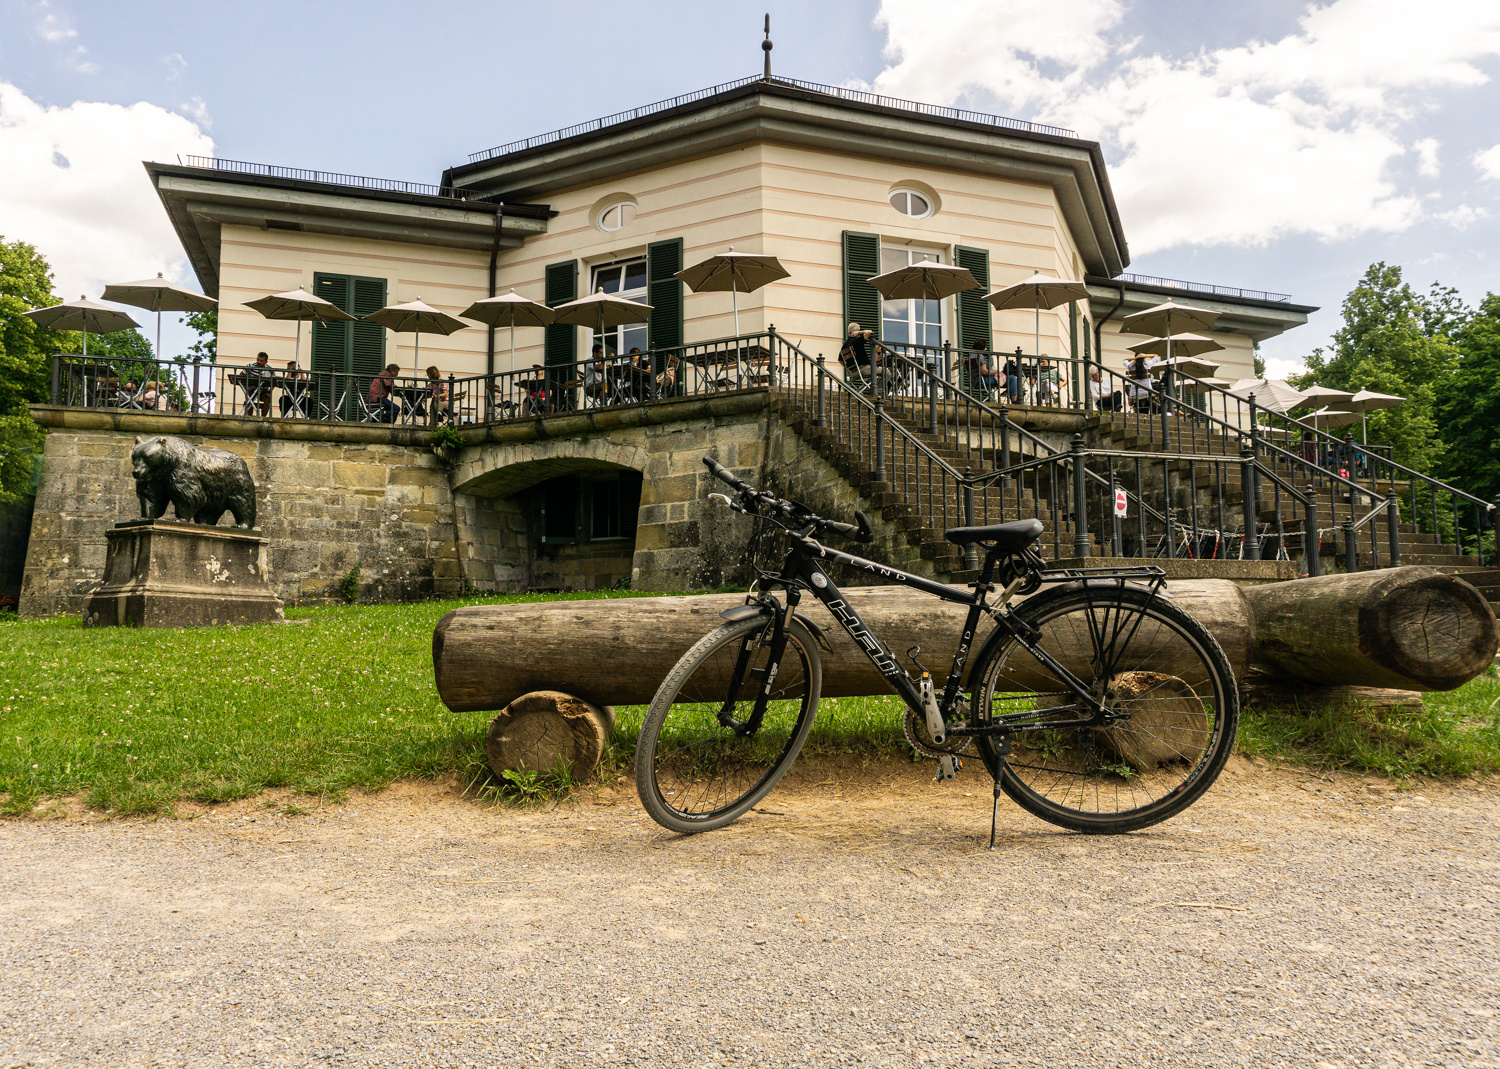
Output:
[{"xmin": 150, "ymin": 77, "xmax": 1310, "ymax": 387}]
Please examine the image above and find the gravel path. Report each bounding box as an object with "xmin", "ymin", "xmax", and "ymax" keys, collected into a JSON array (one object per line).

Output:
[{"xmin": 2, "ymin": 756, "xmax": 1497, "ymax": 1069}]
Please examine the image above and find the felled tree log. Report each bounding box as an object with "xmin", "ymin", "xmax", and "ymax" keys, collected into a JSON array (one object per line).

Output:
[
  {"xmin": 485, "ymin": 690, "xmax": 612, "ymax": 780},
  {"xmin": 434, "ymin": 580, "xmax": 1255, "ymax": 713},
  {"xmin": 1243, "ymin": 567, "xmax": 1498, "ymax": 692}
]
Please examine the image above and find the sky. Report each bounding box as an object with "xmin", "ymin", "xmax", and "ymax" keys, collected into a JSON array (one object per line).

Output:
[{"xmin": 2, "ymin": 0, "xmax": 1499, "ymax": 375}]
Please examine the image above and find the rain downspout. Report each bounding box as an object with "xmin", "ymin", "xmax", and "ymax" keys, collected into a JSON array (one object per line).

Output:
[
  {"xmin": 1092, "ymin": 283, "xmax": 1127, "ymax": 414},
  {"xmin": 486, "ymin": 204, "xmax": 504, "ymax": 379}
]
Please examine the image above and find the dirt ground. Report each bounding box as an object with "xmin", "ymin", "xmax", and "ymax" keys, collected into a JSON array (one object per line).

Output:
[{"xmin": 2, "ymin": 756, "xmax": 1497, "ymax": 1069}]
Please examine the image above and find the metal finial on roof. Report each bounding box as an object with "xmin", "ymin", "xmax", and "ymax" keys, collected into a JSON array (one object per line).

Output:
[{"xmin": 762, "ymin": 13, "xmax": 772, "ymax": 80}]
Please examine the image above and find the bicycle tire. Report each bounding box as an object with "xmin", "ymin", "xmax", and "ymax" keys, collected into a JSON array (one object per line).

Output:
[
  {"xmin": 972, "ymin": 584, "xmax": 1238, "ymax": 834},
  {"xmin": 635, "ymin": 616, "xmax": 822, "ymax": 834}
]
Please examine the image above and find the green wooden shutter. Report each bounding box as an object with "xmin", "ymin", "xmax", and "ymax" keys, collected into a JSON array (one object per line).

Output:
[
  {"xmin": 350, "ymin": 276, "xmax": 387, "ymax": 381},
  {"xmin": 310, "ymin": 274, "xmax": 350, "ymax": 376},
  {"xmin": 646, "ymin": 238, "xmax": 684, "ymax": 352},
  {"xmin": 954, "ymin": 246, "xmax": 991, "ymax": 350},
  {"xmin": 842, "ymin": 231, "xmax": 882, "ymax": 341},
  {"xmin": 544, "ymin": 260, "xmax": 578, "ymax": 371}
]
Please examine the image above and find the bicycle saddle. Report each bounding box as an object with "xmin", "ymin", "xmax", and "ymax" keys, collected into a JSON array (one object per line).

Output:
[{"xmin": 943, "ymin": 518, "xmax": 1044, "ymax": 552}]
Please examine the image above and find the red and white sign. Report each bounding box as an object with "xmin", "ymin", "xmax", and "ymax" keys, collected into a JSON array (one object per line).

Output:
[{"xmin": 1113, "ymin": 489, "xmax": 1128, "ymax": 517}]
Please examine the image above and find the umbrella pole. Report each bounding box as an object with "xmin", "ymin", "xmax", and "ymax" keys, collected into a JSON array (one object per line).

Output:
[
  {"xmin": 295, "ymin": 320, "xmax": 302, "ymax": 368},
  {"xmin": 1362, "ymin": 412, "xmax": 1368, "ymax": 445},
  {"xmin": 156, "ymin": 309, "xmax": 162, "ymax": 362},
  {"xmin": 509, "ymin": 323, "xmax": 516, "ymax": 376},
  {"xmin": 82, "ymin": 329, "xmax": 87, "ymax": 356}
]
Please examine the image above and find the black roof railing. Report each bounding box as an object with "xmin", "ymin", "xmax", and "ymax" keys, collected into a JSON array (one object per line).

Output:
[
  {"xmin": 466, "ymin": 74, "xmax": 1077, "ymax": 164},
  {"xmin": 1108, "ymin": 272, "xmax": 1292, "ymax": 304},
  {"xmin": 177, "ymin": 155, "xmax": 501, "ymax": 202}
]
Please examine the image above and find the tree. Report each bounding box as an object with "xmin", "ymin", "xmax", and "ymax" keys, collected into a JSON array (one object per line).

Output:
[
  {"xmin": 0, "ymin": 237, "xmax": 68, "ymax": 500},
  {"xmin": 1435, "ymin": 294, "xmax": 1500, "ymax": 503},
  {"xmin": 181, "ymin": 309, "xmax": 217, "ymax": 362},
  {"xmin": 1299, "ymin": 262, "xmax": 1457, "ymax": 474}
]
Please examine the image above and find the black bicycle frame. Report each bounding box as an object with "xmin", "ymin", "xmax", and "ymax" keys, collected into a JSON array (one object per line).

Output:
[{"xmin": 760, "ymin": 535, "xmax": 1112, "ymax": 735}]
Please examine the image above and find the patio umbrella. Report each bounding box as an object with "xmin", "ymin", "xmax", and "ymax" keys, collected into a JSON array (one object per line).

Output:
[
  {"xmin": 1227, "ymin": 377, "xmax": 1306, "ymax": 415},
  {"xmin": 245, "ymin": 288, "xmax": 356, "ymax": 368},
  {"xmin": 101, "ymin": 273, "xmax": 217, "ymax": 360},
  {"xmin": 23, "ymin": 296, "xmax": 139, "ymax": 355},
  {"xmin": 1291, "ymin": 384, "xmax": 1356, "ymax": 410},
  {"xmin": 460, "ymin": 290, "xmax": 555, "ymax": 375},
  {"xmin": 985, "ymin": 271, "xmax": 1090, "ymax": 360},
  {"xmin": 551, "ymin": 289, "xmax": 654, "ymax": 364},
  {"xmin": 1126, "ymin": 334, "xmax": 1225, "ymax": 362},
  {"xmin": 867, "ymin": 262, "xmax": 979, "ymax": 302},
  {"xmin": 1329, "ymin": 389, "xmax": 1405, "ymax": 443},
  {"xmin": 675, "ymin": 247, "xmax": 789, "ymax": 339},
  {"xmin": 363, "ymin": 297, "xmax": 469, "ymax": 377},
  {"xmin": 1297, "ymin": 406, "xmax": 1362, "ymax": 433},
  {"xmin": 1120, "ymin": 300, "xmax": 1220, "ymax": 338}
]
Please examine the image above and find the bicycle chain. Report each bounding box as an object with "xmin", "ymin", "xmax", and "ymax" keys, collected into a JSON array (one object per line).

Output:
[{"xmin": 903, "ymin": 700, "xmax": 973, "ymax": 758}]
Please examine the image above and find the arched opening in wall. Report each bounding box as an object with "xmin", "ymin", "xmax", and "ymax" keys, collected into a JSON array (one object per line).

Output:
[{"xmin": 531, "ymin": 468, "xmax": 643, "ymax": 591}]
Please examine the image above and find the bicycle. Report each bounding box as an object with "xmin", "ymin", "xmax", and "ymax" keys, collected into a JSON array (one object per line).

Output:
[{"xmin": 633, "ymin": 456, "xmax": 1240, "ymax": 842}]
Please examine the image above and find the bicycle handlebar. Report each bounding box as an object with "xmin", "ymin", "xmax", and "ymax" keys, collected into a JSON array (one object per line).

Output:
[{"xmin": 702, "ymin": 455, "xmax": 872, "ymax": 543}]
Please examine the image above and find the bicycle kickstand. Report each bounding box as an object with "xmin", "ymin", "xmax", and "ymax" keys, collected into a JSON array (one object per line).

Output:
[{"xmin": 990, "ymin": 778, "xmax": 1002, "ymax": 850}]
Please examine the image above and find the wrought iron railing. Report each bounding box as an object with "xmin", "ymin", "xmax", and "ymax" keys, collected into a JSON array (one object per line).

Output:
[
  {"xmin": 466, "ymin": 74, "xmax": 1075, "ymax": 164},
  {"xmin": 177, "ymin": 155, "xmax": 500, "ymax": 201},
  {"xmin": 1108, "ymin": 273, "xmax": 1292, "ymax": 304}
]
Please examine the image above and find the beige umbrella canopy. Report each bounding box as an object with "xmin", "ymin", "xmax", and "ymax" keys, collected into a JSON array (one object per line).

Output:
[
  {"xmin": 23, "ymin": 296, "xmax": 139, "ymax": 355},
  {"xmin": 552, "ymin": 290, "xmax": 654, "ymax": 356},
  {"xmin": 461, "ymin": 290, "xmax": 555, "ymax": 374},
  {"xmin": 101, "ymin": 273, "xmax": 217, "ymax": 360},
  {"xmin": 675, "ymin": 247, "xmax": 789, "ymax": 338},
  {"xmin": 1227, "ymin": 377, "xmax": 1306, "ymax": 414},
  {"xmin": 1153, "ymin": 355, "xmax": 1224, "ymax": 380},
  {"xmin": 1126, "ymin": 333, "xmax": 1225, "ymax": 360},
  {"xmin": 245, "ymin": 288, "xmax": 356, "ymax": 368},
  {"xmin": 985, "ymin": 271, "xmax": 1090, "ymax": 360},
  {"xmin": 867, "ymin": 262, "xmax": 980, "ymax": 301},
  {"xmin": 1121, "ymin": 301, "xmax": 1220, "ymax": 337},
  {"xmin": 1291, "ymin": 384, "xmax": 1356, "ymax": 409},
  {"xmin": 1330, "ymin": 389, "xmax": 1405, "ymax": 443},
  {"xmin": 1298, "ymin": 406, "xmax": 1362, "ymax": 433},
  {"xmin": 364, "ymin": 297, "xmax": 469, "ymax": 376}
]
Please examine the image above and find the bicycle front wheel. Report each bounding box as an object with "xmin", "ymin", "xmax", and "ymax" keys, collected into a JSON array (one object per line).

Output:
[
  {"xmin": 973, "ymin": 584, "xmax": 1238, "ymax": 834},
  {"xmin": 635, "ymin": 616, "xmax": 822, "ymax": 834}
]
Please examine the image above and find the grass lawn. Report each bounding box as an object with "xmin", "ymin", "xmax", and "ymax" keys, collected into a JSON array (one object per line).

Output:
[{"xmin": 1, "ymin": 593, "xmax": 1496, "ymax": 816}]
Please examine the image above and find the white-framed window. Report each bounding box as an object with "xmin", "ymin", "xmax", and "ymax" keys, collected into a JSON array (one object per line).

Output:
[
  {"xmin": 880, "ymin": 246, "xmax": 944, "ymax": 348},
  {"xmin": 590, "ymin": 256, "xmax": 649, "ymax": 356},
  {"xmin": 597, "ymin": 200, "xmax": 637, "ymax": 232},
  {"xmin": 889, "ymin": 188, "xmax": 934, "ymax": 219}
]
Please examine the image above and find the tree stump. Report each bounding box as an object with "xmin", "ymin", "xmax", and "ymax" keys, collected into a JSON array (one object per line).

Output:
[
  {"xmin": 1102, "ymin": 671, "xmax": 1209, "ymax": 770},
  {"xmin": 485, "ymin": 690, "xmax": 611, "ymax": 781}
]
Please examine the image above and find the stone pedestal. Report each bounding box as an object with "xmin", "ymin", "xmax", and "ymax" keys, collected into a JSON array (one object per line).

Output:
[{"xmin": 83, "ymin": 520, "xmax": 284, "ymax": 627}]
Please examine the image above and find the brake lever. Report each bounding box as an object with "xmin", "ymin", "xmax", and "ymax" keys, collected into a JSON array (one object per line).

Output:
[{"xmin": 708, "ymin": 493, "xmax": 733, "ymax": 507}]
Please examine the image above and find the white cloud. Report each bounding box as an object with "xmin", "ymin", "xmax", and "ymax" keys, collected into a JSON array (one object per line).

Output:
[
  {"xmin": 0, "ymin": 82, "xmax": 214, "ymax": 300},
  {"xmin": 1435, "ymin": 204, "xmax": 1488, "ymax": 228},
  {"xmin": 1414, "ymin": 137, "xmax": 1441, "ymax": 178},
  {"xmin": 163, "ymin": 53, "xmax": 187, "ymax": 81},
  {"xmin": 870, "ymin": 0, "xmax": 1500, "ymax": 254},
  {"xmin": 35, "ymin": 13, "xmax": 75, "ymax": 44},
  {"xmin": 1476, "ymin": 144, "xmax": 1500, "ymax": 181}
]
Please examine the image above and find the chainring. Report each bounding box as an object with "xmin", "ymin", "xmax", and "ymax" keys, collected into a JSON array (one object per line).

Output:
[{"xmin": 903, "ymin": 703, "xmax": 973, "ymax": 758}]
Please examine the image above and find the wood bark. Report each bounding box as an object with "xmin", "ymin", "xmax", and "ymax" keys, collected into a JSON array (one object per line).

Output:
[
  {"xmin": 484, "ymin": 690, "xmax": 611, "ymax": 780},
  {"xmin": 434, "ymin": 580, "xmax": 1255, "ymax": 713},
  {"xmin": 1242, "ymin": 567, "xmax": 1498, "ymax": 692}
]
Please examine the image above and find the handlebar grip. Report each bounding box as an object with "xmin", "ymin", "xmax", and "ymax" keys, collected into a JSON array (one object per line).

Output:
[
  {"xmin": 822, "ymin": 520, "xmax": 859, "ymax": 540},
  {"xmin": 703, "ymin": 455, "xmax": 753, "ymax": 494}
]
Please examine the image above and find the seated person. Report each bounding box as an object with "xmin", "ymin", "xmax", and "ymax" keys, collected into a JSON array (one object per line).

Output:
[
  {"xmin": 582, "ymin": 345, "xmax": 608, "ymax": 405},
  {"xmin": 1003, "ymin": 348, "xmax": 1023, "ymax": 403},
  {"xmin": 280, "ymin": 360, "xmax": 310, "ymax": 417},
  {"xmin": 243, "ymin": 351, "xmax": 275, "ymax": 417},
  {"xmin": 1124, "ymin": 355, "xmax": 1156, "ymax": 412},
  {"xmin": 520, "ymin": 364, "xmax": 549, "ymax": 414},
  {"xmin": 1036, "ymin": 356, "xmax": 1066, "ymax": 405},
  {"xmin": 656, "ymin": 353, "xmax": 680, "ymax": 395},
  {"xmin": 1091, "ymin": 368, "xmax": 1124, "ymax": 412},
  {"xmin": 627, "ymin": 347, "xmax": 652, "ymax": 400},
  {"xmin": 838, "ymin": 321, "xmax": 879, "ymax": 394},
  {"xmin": 368, "ymin": 363, "xmax": 400, "ymax": 422},
  {"xmin": 422, "ymin": 365, "xmax": 465, "ymax": 423},
  {"xmin": 960, "ymin": 347, "xmax": 999, "ymax": 399}
]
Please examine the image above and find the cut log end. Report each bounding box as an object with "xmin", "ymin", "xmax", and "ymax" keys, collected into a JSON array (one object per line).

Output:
[{"xmin": 485, "ymin": 690, "xmax": 611, "ymax": 782}]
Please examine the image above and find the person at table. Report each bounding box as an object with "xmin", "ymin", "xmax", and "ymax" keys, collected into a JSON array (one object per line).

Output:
[
  {"xmin": 1124, "ymin": 355, "xmax": 1156, "ymax": 413},
  {"xmin": 627, "ymin": 347, "xmax": 652, "ymax": 401},
  {"xmin": 838, "ymin": 322, "xmax": 878, "ymax": 394},
  {"xmin": 582, "ymin": 345, "xmax": 608, "ymax": 406},
  {"xmin": 656, "ymin": 353, "xmax": 680, "ymax": 396},
  {"xmin": 241, "ymin": 351, "xmax": 275, "ymax": 417},
  {"xmin": 520, "ymin": 364, "xmax": 550, "ymax": 415},
  {"xmin": 423, "ymin": 365, "xmax": 465, "ymax": 424},
  {"xmin": 1091, "ymin": 368, "xmax": 1125, "ymax": 412},
  {"xmin": 1003, "ymin": 348, "xmax": 1023, "ymax": 403},
  {"xmin": 961, "ymin": 343, "xmax": 999, "ymax": 399},
  {"xmin": 1037, "ymin": 356, "xmax": 1066, "ymax": 406},
  {"xmin": 280, "ymin": 360, "xmax": 310, "ymax": 418},
  {"xmin": 368, "ymin": 362, "xmax": 400, "ymax": 423}
]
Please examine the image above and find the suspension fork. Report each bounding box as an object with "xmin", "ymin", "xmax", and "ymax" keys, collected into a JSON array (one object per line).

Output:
[{"xmin": 718, "ymin": 588, "xmax": 799, "ymax": 737}]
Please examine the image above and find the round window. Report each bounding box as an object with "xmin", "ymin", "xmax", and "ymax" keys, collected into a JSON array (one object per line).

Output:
[
  {"xmin": 597, "ymin": 200, "xmax": 637, "ymax": 232},
  {"xmin": 889, "ymin": 189, "xmax": 934, "ymax": 219}
]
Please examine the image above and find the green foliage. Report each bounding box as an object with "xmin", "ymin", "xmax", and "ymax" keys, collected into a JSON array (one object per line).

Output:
[
  {"xmin": 180, "ymin": 309, "xmax": 217, "ymax": 363},
  {"xmin": 0, "ymin": 413, "xmax": 44, "ymax": 502},
  {"xmin": 1299, "ymin": 262, "xmax": 1456, "ymax": 473},
  {"xmin": 430, "ymin": 425, "xmax": 464, "ymax": 450},
  {"xmin": 337, "ymin": 565, "xmax": 362, "ymax": 603},
  {"xmin": 0, "ymin": 237, "xmax": 66, "ymax": 418},
  {"xmin": 1435, "ymin": 294, "xmax": 1500, "ymax": 503}
]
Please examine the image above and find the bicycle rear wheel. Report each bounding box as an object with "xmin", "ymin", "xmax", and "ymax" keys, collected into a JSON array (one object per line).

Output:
[
  {"xmin": 972, "ymin": 583, "xmax": 1238, "ymax": 833},
  {"xmin": 635, "ymin": 615, "xmax": 821, "ymax": 834}
]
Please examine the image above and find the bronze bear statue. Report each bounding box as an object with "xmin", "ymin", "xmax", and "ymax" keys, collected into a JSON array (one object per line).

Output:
[{"xmin": 131, "ymin": 435, "xmax": 257, "ymax": 529}]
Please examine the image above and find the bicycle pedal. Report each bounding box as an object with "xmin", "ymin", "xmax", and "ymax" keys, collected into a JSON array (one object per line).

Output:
[{"xmin": 935, "ymin": 754, "xmax": 960, "ymax": 782}]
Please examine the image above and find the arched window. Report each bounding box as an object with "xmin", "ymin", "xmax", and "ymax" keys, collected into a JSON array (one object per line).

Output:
[
  {"xmin": 889, "ymin": 188, "xmax": 934, "ymax": 219},
  {"xmin": 597, "ymin": 200, "xmax": 638, "ymax": 232}
]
